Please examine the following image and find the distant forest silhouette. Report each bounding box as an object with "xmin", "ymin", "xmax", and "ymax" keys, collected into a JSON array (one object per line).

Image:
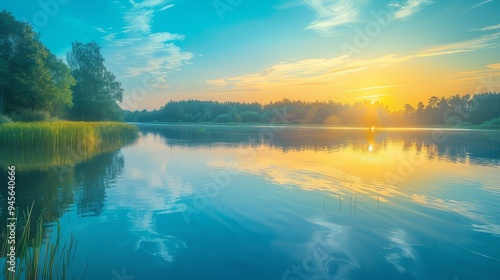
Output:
[{"xmin": 125, "ymin": 93, "xmax": 500, "ymax": 126}]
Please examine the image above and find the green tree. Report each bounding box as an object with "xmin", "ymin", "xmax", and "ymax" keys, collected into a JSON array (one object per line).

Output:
[
  {"xmin": 202, "ymin": 111, "xmax": 212, "ymax": 121},
  {"xmin": 0, "ymin": 10, "xmax": 74, "ymax": 116},
  {"xmin": 215, "ymin": 113, "xmax": 232, "ymax": 123},
  {"xmin": 66, "ymin": 41, "xmax": 123, "ymax": 121},
  {"xmin": 426, "ymin": 96, "xmax": 439, "ymax": 109},
  {"xmin": 43, "ymin": 53, "xmax": 75, "ymax": 115},
  {"xmin": 403, "ymin": 104, "xmax": 415, "ymax": 123},
  {"xmin": 240, "ymin": 111, "xmax": 261, "ymax": 122}
]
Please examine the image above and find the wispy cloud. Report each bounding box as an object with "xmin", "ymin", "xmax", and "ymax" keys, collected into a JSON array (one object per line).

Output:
[
  {"xmin": 345, "ymin": 86, "xmax": 392, "ymax": 92},
  {"xmin": 206, "ymin": 54, "xmax": 397, "ymax": 91},
  {"xmin": 390, "ymin": 0, "xmax": 433, "ymax": 20},
  {"xmin": 302, "ymin": 0, "xmax": 366, "ymax": 33},
  {"xmin": 206, "ymin": 33, "xmax": 500, "ymax": 91},
  {"xmin": 103, "ymin": 0, "xmax": 193, "ymax": 88},
  {"xmin": 446, "ymin": 62, "xmax": 500, "ymax": 87},
  {"xmin": 379, "ymin": 32, "xmax": 500, "ymax": 66},
  {"xmin": 488, "ymin": 63, "xmax": 500, "ymax": 69},
  {"xmin": 469, "ymin": 24, "xmax": 500, "ymax": 32},
  {"xmin": 94, "ymin": 26, "xmax": 106, "ymax": 33},
  {"xmin": 206, "ymin": 55, "xmax": 361, "ymax": 88},
  {"xmin": 462, "ymin": 0, "xmax": 493, "ymax": 14},
  {"xmin": 290, "ymin": 0, "xmax": 432, "ymax": 33},
  {"xmin": 158, "ymin": 3, "xmax": 174, "ymax": 11},
  {"xmin": 272, "ymin": 0, "xmax": 304, "ymax": 10},
  {"xmin": 416, "ymin": 32, "xmax": 500, "ymax": 56}
]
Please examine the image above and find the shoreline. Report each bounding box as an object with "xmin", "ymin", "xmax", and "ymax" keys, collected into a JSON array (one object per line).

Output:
[{"xmin": 128, "ymin": 122, "xmax": 500, "ymax": 131}]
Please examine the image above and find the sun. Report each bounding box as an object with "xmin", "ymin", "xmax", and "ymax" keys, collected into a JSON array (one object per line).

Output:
[{"xmin": 370, "ymin": 101, "xmax": 375, "ymax": 105}]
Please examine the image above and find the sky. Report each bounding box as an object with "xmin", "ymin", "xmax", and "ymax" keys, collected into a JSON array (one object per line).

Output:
[{"xmin": 2, "ymin": 0, "xmax": 500, "ymax": 111}]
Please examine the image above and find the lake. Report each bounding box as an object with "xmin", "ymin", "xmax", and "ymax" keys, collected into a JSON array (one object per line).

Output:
[{"xmin": 1, "ymin": 124, "xmax": 500, "ymax": 279}]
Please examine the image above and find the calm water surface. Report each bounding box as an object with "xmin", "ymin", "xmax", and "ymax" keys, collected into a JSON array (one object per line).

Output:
[{"xmin": 1, "ymin": 124, "xmax": 500, "ymax": 279}]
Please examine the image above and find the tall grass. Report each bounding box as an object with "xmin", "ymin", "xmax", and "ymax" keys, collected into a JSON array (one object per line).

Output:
[
  {"xmin": 1, "ymin": 204, "xmax": 79, "ymax": 280},
  {"xmin": 0, "ymin": 122, "xmax": 138, "ymax": 170}
]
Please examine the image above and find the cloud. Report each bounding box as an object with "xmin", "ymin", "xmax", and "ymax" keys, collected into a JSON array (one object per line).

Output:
[
  {"xmin": 344, "ymin": 86, "xmax": 392, "ymax": 93},
  {"xmin": 470, "ymin": 24, "xmax": 500, "ymax": 32},
  {"xmin": 301, "ymin": 0, "xmax": 366, "ymax": 33},
  {"xmin": 416, "ymin": 32, "xmax": 500, "ymax": 56},
  {"xmin": 123, "ymin": 9, "xmax": 155, "ymax": 33},
  {"xmin": 282, "ymin": 0, "xmax": 431, "ymax": 33},
  {"xmin": 379, "ymin": 32, "xmax": 500, "ymax": 66},
  {"xmin": 305, "ymin": 0, "xmax": 361, "ymax": 27},
  {"xmin": 103, "ymin": 0, "xmax": 193, "ymax": 89},
  {"xmin": 158, "ymin": 3, "xmax": 174, "ymax": 11},
  {"xmin": 462, "ymin": 0, "xmax": 493, "ymax": 14},
  {"xmin": 206, "ymin": 33, "xmax": 500, "ymax": 91},
  {"xmin": 121, "ymin": 1, "xmax": 175, "ymax": 33},
  {"xmin": 103, "ymin": 33, "xmax": 117, "ymax": 41},
  {"xmin": 446, "ymin": 62, "xmax": 500, "ymax": 89},
  {"xmin": 488, "ymin": 63, "xmax": 500, "ymax": 69},
  {"xmin": 390, "ymin": 0, "xmax": 433, "ymax": 20},
  {"xmin": 94, "ymin": 26, "xmax": 106, "ymax": 33},
  {"xmin": 206, "ymin": 53, "xmax": 405, "ymax": 91},
  {"xmin": 206, "ymin": 55, "xmax": 360, "ymax": 88},
  {"xmin": 272, "ymin": 0, "xmax": 304, "ymax": 10}
]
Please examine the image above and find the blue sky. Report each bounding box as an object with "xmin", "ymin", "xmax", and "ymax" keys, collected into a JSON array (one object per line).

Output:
[{"xmin": 2, "ymin": 0, "xmax": 500, "ymax": 110}]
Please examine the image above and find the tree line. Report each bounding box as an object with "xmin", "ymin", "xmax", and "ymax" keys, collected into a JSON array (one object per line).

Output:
[
  {"xmin": 124, "ymin": 93, "xmax": 500, "ymax": 126},
  {"xmin": 0, "ymin": 10, "xmax": 123, "ymax": 122}
]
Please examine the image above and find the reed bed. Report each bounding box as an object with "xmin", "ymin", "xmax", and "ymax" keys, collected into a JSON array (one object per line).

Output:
[
  {"xmin": 1, "ymin": 204, "xmax": 79, "ymax": 280},
  {"xmin": 0, "ymin": 121, "xmax": 138, "ymax": 150},
  {"xmin": 0, "ymin": 122, "xmax": 138, "ymax": 170}
]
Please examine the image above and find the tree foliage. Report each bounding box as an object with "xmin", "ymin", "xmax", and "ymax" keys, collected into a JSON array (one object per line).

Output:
[
  {"xmin": 66, "ymin": 41, "xmax": 123, "ymax": 121},
  {"xmin": 0, "ymin": 10, "xmax": 75, "ymax": 117}
]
